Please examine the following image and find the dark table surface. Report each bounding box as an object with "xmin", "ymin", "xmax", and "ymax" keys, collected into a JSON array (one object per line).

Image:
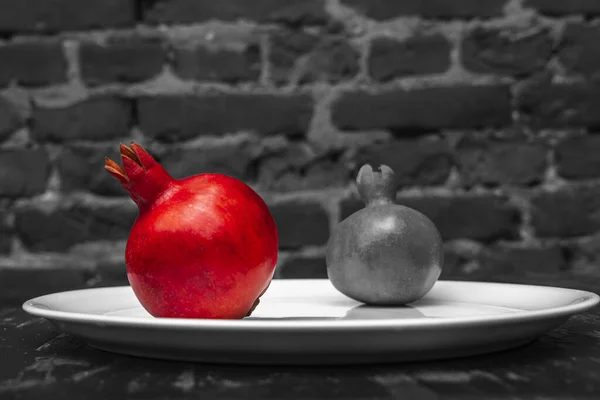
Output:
[{"xmin": 2, "ymin": 304, "xmax": 600, "ymax": 400}]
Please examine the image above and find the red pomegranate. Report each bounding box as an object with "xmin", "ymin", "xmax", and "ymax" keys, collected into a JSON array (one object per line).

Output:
[{"xmin": 104, "ymin": 143, "xmax": 278, "ymax": 319}]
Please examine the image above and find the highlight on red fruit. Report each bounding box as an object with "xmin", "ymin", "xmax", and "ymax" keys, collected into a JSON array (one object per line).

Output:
[{"xmin": 104, "ymin": 142, "xmax": 278, "ymax": 319}]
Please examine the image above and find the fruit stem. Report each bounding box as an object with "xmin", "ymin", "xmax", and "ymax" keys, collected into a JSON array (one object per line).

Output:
[{"xmin": 356, "ymin": 164, "xmax": 397, "ymax": 206}]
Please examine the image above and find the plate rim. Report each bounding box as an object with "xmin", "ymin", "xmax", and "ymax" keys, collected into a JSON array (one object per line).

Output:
[{"xmin": 22, "ymin": 279, "xmax": 600, "ymax": 331}]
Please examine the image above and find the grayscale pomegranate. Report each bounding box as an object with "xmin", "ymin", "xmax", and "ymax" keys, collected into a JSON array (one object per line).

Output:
[{"xmin": 326, "ymin": 164, "xmax": 443, "ymax": 305}]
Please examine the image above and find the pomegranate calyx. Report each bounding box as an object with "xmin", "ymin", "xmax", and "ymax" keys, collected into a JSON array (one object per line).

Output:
[
  {"xmin": 120, "ymin": 143, "xmax": 145, "ymax": 170},
  {"xmin": 104, "ymin": 142, "xmax": 174, "ymax": 207},
  {"xmin": 104, "ymin": 157, "xmax": 129, "ymax": 184}
]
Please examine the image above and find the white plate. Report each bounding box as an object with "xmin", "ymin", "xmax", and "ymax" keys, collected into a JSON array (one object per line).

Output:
[{"xmin": 22, "ymin": 279, "xmax": 599, "ymax": 365}]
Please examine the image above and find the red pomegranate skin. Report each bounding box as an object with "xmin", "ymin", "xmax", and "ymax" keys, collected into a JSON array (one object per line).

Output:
[{"xmin": 105, "ymin": 143, "xmax": 278, "ymax": 319}]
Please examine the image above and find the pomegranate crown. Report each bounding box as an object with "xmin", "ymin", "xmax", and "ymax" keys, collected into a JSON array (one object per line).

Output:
[
  {"xmin": 105, "ymin": 142, "xmax": 171, "ymax": 206},
  {"xmin": 104, "ymin": 142, "xmax": 158, "ymax": 184}
]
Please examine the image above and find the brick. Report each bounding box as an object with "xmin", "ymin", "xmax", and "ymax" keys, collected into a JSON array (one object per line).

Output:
[
  {"xmin": 368, "ymin": 35, "xmax": 451, "ymax": 81},
  {"xmin": 340, "ymin": 194, "xmax": 521, "ymax": 242},
  {"xmin": 32, "ymin": 96, "xmax": 132, "ymax": 142},
  {"xmin": 270, "ymin": 199, "xmax": 330, "ymax": 249},
  {"xmin": 332, "ymin": 85, "xmax": 511, "ymax": 133},
  {"xmin": 461, "ymin": 24, "xmax": 552, "ymax": 76},
  {"xmin": 353, "ymin": 137, "xmax": 452, "ymax": 187},
  {"xmin": 516, "ymin": 78, "xmax": 600, "ymax": 129},
  {"xmin": 270, "ymin": 31, "xmax": 319, "ymax": 84},
  {"xmin": 0, "ymin": 97, "xmax": 22, "ymax": 141},
  {"xmin": 299, "ymin": 38, "xmax": 360, "ymax": 84},
  {"xmin": 58, "ymin": 146, "xmax": 126, "ymax": 196},
  {"xmin": 401, "ymin": 195, "xmax": 521, "ymax": 242},
  {"xmin": 0, "ymin": 209, "xmax": 11, "ymax": 254},
  {"xmin": 14, "ymin": 199, "xmax": 137, "ymax": 252},
  {"xmin": 0, "ymin": 41, "xmax": 67, "ymax": 88},
  {"xmin": 341, "ymin": 0, "xmax": 505, "ymax": 20},
  {"xmin": 442, "ymin": 241, "xmax": 568, "ymax": 281},
  {"xmin": 556, "ymin": 135, "xmax": 600, "ymax": 180},
  {"xmin": 138, "ymin": 94, "xmax": 313, "ymax": 142},
  {"xmin": 531, "ymin": 185, "xmax": 600, "ymax": 238},
  {"xmin": 270, "ymin": 31, "xmax": 359, "ymax": 85},
  {"xmin": 439, "ymin": 241, "xmax": 482, "ymax": 280},
  {"xmin": 524, "ymin": 0, "xmax": 600, "ymax": 16},
  {"xmin": 80, "ymin": 36, "xmax": 167, "ymax": 86},
  {"xmin": 480, "ymin": 244, "xmax": 568, "ymax": 276},
  {"xmin": 277, "ymin": 256, "xmax": 327, "ymax": 279},
  {"xmin": 257, "ymin": 144, "xmax": 349, "ymax": 191},
  {"xmin": 159, "ymin": 144, "xmax": 256, "ymax": 182},
  {"xmin": 0, "ymin": 149, "xmax": 50, "ymax": 198},
  {"xmin": 456, "ymin": 137, "xmax": 547, "ymax": 187},
  {"xmin": 570, "ymin": 235, "xmax": 600, "ymax": 271},
  {"xmin": 173, "ymin": 41, "xmax": 261, "ymax": 84},
  {"xmin": 267, "ymin": 1, "xmax": 330, "ymax": 27},
  {"xmin": 93, "ymin": 258, "xmax": 129, "ymax": 287},
  {"xmin": 558, "ymin": 23, "xmax": 600, "ymax": 77},
  {"xmin": 0, "ymin": 0, "xmax": 135, "ymax": 33},
  {"xmin": 0, "ymin": 266, "xmax": 93, "ymax": 304},
  {"xmin": 143, "ymin": 0, "xmax": 327, "ymax": 24},
  {"xmin": 0, "ymin": 253, "xmax": 99, "ymax": 304}
]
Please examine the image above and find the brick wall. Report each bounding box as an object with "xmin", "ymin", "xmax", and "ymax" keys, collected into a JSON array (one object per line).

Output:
[{"xmin": 1, "ymin": 0, "xmax": 600, "ymax": 303}]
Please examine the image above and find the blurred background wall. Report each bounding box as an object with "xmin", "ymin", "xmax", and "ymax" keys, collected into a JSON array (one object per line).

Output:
[{"xmin": 1, "ymin": 0, "xmax": 600, "ymax": 304}]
